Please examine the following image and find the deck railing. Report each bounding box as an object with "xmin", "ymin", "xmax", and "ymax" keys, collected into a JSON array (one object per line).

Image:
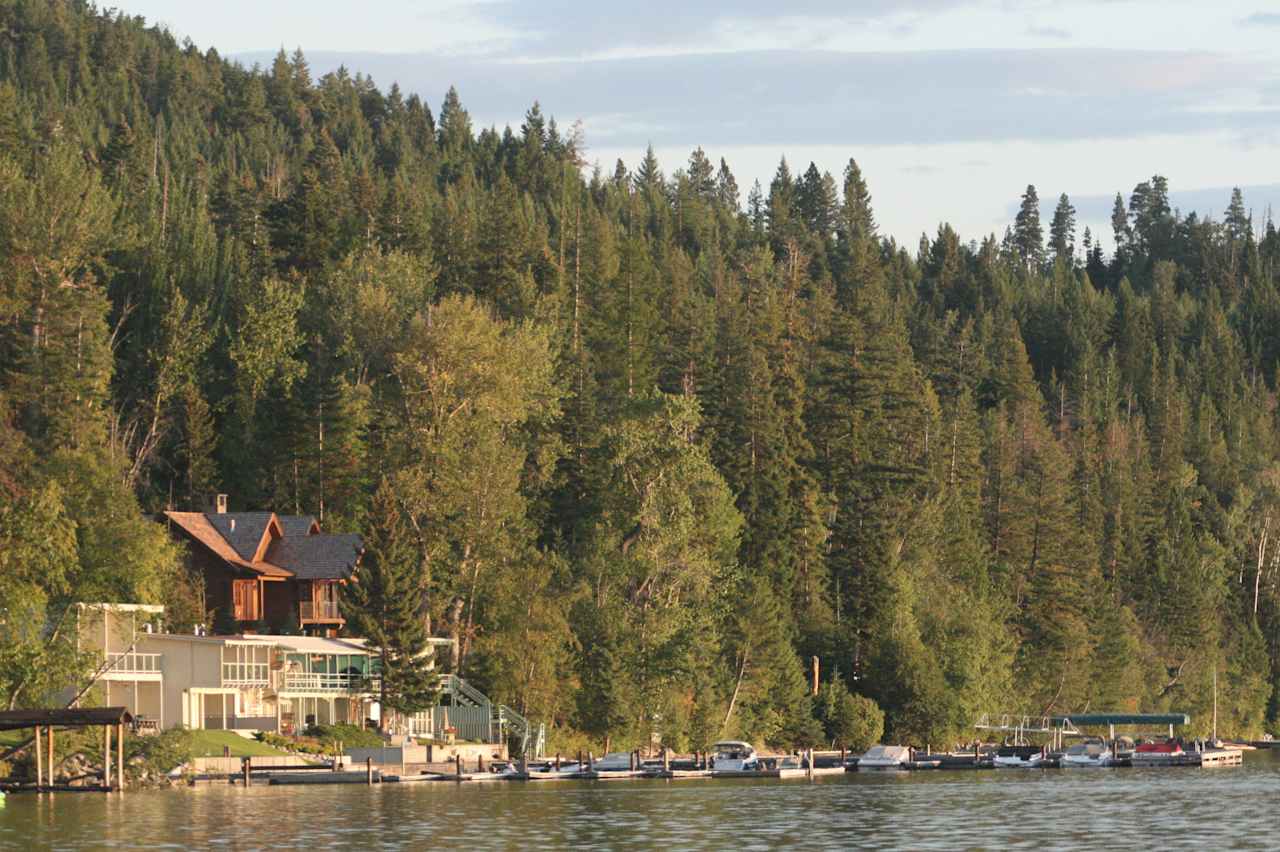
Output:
[
  {"xmin": 105, "ymin": 651, "xmax": 163, "ymax": 675},
  {"xmin": 279, "ymin": 671, "xmax": 370, "ymax": 693}
]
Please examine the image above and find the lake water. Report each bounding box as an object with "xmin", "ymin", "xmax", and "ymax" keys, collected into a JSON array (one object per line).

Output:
[{"xmin": 5, "ymin": 752, "xmax": 1280, "ymax": 850}]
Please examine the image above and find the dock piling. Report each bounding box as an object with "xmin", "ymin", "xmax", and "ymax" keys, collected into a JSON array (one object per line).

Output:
[
  {"xmin": 367, "ymin": 757, "xmax": 374, "ymax": 785},
  {"xmin": 34, "ymin": 724, "xmax": 43, "ymax": 787},
  {"xmin": 242, "ymin": 757, "xmax": 251, "ymax": 787}
]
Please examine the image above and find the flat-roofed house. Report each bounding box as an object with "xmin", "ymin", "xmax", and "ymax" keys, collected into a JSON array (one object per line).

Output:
[
  {"xmin": 75, "ymin": 604, "xmax": 382, "ymax": 733},
  {"xmin": 163, "ymin": 494, "xmax": 361, "ymax": 635}
]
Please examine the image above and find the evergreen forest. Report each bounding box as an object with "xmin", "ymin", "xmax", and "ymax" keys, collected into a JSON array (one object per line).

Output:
[{"xmin": 5, "ymin": 1, "xmax": 1280, "ymax": 748}]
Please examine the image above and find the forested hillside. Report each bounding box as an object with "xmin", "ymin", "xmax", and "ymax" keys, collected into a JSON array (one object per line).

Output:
[{"xmin": 4, "ymin": 1, "xmax": 1280, "ymax": 745}]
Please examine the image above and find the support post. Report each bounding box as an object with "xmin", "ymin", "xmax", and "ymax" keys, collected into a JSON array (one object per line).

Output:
[
  {"xmin": 34, "ymin": 725, "xmax": 43, "ymax": 787},
  {"xmin": 629, "ymin": 750, "xmax": 636, "ymax": 772},
  {"xmin": 117, "ymin": 722, "xmax": 125, "ymax": 789},
  {"xmin": 48, "ymin": 726, "xmax": 55, "ymax": 785},
  {"xmin": 555, "ymin": 753, "xmax": 561, "ymax": 771},
  {"xmin": 478, "ymin": 754, "xmax": 485, "ymax": 774},
  {"xmin": 588, "ymin": 751, "xmax": 594, "ymax": 771},
  {"xmin": 104, "ymin": 725, "xmax": 111, "ymax": 789},
  {"xmin": 662, "ymin": 748, "xmax": 670, "ymax": 773},
  {"xmin": 367, "ymin": 756, "xmax": 374, "ymax": 785},
  {"xmin": 243, "ymin": 756, "xmax": 251, "ymax": 786},
  {"xmin": 455, "ymin": 753, "xmax": 462, "ymax": 778}
]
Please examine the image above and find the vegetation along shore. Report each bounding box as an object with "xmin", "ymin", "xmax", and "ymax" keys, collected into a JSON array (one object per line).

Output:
[{"xmin": 2, "ymin": 1, "xmax": 1280, "ymax": 789}]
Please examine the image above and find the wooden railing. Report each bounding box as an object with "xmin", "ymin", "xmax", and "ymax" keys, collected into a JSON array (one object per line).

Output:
[{"xmin": 299, "ymin": 600, "xmax": 341, "ymax": 621}]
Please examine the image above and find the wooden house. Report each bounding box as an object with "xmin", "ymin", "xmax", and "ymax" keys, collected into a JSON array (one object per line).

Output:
[{"xmin": 163, "ymin": 495, "xmax": 362, "ymax": 635}]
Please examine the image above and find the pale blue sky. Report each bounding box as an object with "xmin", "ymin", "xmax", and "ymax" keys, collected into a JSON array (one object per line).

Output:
[{"xmin": 127, "ymin": 0, "xmax": 1280, "ymax": 248}]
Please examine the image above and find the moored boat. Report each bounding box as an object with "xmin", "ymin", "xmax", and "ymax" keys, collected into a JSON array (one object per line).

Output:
[
  {"xmin": 709, "ymin": 741, "xmax": 759, "ymax": 772},
  {"xmin": 856, "ymin": 744, "xmax": 912, "ymax": 769},
  {"xmin": 1130, "ymin": 738, "xmax": 1185, "ymax": 765},
  {"xmin": 993, "ymin": 745, "xmax": 1045, "ymax": 768},
  {"xmin": 1060, "ymin": 740, "xmax": 1113, "ymax": 767},
  {"xmin": 591, "ymin": 752, "xmax": 637, "ymax": 772}
]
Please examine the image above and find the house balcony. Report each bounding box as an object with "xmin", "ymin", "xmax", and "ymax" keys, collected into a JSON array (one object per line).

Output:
[
  {"xmin": 221, "ymin": 661, "xmax": 271, "ymax": 688},
  {"xmin": 299, "ymin": 601, "xmax": 342, "ymax": 623},
  {"xmin": 277, "ymin": 671, "xmax": 373, "ymax": 694},
  {"xmin": 101, "ymin": 652, "xmax": 163, "ymax": 682}
]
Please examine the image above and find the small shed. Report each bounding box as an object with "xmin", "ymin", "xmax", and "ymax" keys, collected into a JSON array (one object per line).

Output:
[{"xmin": 0, "ymin": 707, "xmax": 133, "ymax": 790}]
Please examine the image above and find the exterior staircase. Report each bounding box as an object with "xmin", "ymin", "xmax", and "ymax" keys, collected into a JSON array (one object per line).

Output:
[{"xmin": 438, "ymin": 674, "xmax": 544, "ymax": 758}]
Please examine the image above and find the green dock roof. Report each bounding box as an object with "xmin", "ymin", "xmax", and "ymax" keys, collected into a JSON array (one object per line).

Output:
[{"xmin": 1052, "ymin": 713, "xmax": 1190, "ymax": 727}]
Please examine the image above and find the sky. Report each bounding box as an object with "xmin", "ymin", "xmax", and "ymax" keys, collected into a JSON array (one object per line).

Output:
[{"xmin": 124, "ymin": 1, "xmax": 1280, "ymax": 249}]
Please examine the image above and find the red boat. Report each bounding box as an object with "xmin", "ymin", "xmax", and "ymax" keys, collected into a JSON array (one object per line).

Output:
[{"xmin": 1134, "ymin": 739, "xmax": 1184, "ymax": 755}]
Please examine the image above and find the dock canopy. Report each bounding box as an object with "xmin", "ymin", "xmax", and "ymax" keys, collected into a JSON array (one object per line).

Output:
[
  {"xmin": 1052, "ymin": 713, "xmax": 1190, "ymax": 727},
  {"xmin": 0, "ymin": 707, "xmax": 133, "ymax": 731}
]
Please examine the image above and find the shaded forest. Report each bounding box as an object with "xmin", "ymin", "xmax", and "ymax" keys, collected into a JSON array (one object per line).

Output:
[{"xmin": 4, "ymin": 0, "xmax": 1280, "ymax": 746}]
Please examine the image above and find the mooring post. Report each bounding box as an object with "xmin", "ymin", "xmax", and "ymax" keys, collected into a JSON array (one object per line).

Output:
[
  {"xmin": 48, "ymin": 726, "xmax": 55, "ymax": 785},
  {"xmin": 807, "ymin": 748, "xmax": 814, "ymax": 780},
  {"xmin": 367, "ymin": 757, "xmax": 374, "ymax": 785},
  {"xmin": 629, "ymin": 750, "xmax": 636, "ymax": 771},
  {"xmin": 555, "ymin": 752, "xmax": 561, "ymax": 771},
  {"xmin": 662, "ymin": 748, "xmax": 670, "ymax": 773},
  {"xmin": 242, "ymin": 756, "xmax": 251, "ymax": 787},
  {"xmin": 577, "ymin": 750, "xmax": 583, "ymax": 770},
  {"xmin": 117, "ymin": 722, "xmax": 125, "ymax": 790},
  {"xmin": 34, "ymin": 725, "xmax": 43, "ymax": 788},
  {"xmin": 478, "ymin": 754, "xmax": 485, "ymax": 773},
  {"xmin": 588, "ymin": 751, "xmax": 594, "ymax": 771},
  {"xmin": 841, "ymin": 746, "xmax": 847, "ymax": 766},
  {"xmin": 455, "ymin": 753, "xmax": 462, "ymax": 778}
]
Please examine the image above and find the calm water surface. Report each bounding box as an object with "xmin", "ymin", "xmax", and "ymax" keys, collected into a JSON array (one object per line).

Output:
[{"xmin": 4, "ymin": 752, "xmax": 1279, "ymax": 850}]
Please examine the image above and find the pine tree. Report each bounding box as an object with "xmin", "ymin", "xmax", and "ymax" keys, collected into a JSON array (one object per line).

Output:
[
  {"xmin": 341, "ymin": 481, "xmax": 437, "ymax": 727},
  {"xmin": 1048, "ymin": 193, "xmax": 1076, "ymax": 265},
  {"xmin": 1013, "ymin": 184, "xmax": 1044, "ymax": 270}
]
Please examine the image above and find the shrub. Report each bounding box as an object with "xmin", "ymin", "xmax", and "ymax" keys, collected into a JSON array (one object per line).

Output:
[
  {"xmin": 303, "ymin": 723, "xmax": 383, "ymax": 750},
  {"xmin": 815, "ymin": 681, "xmax": 884, "ymax": 751}
]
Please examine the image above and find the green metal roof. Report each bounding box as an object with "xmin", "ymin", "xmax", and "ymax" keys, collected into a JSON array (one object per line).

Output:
[{"xmin": 1052, "ymin": 713, "xmax": 1190, "ymax": 727}]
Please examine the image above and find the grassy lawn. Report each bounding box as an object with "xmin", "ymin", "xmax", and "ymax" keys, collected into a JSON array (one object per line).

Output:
[{"xmin": 189, "ymin": 729, "xmax": 292, "ymax": 758}]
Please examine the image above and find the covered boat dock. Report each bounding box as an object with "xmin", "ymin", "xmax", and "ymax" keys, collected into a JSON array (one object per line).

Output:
[{"xmin": 0, "ymin": 706, "xmax": 133, "ymax": 791}]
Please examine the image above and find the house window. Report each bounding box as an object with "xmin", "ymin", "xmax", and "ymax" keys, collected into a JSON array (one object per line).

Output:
[{"xmin": 232, "ymin": 580, "xmax": 260, "ymax": 621}]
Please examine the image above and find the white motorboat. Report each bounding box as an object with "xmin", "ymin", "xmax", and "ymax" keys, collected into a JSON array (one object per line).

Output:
[
  {"xmin": 709, "ymin": 741, "xmax": 759, "ymax": 771},
  {"xmin": 592, "ymin": 752, "xmax": 638, "ymax": 772},
  {"xmin": 1060, "ymin": 740, "xmax": 1114, "ymax": 767},
  {"xmin": 856, "ymin": 744, "xmax": 912, "ymax": 769},
  {"xmin": 527, "ymin": 760, "xmax": 585, "ymax": 777},
  {"xmin": 993, "ymin": 745, "xmax": 1045, "ymax": 768}
]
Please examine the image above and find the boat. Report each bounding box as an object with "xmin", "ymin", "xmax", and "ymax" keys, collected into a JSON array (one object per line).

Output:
[
  {"xmin": 993, "ymin": 745, "xmax": 1045, "ymax": 768},
  {"xmin": 526, "ymin": 760, "xmax": 585, "ymax": 778},
  {"xmin": 591, "ymin": 752, "xmax": 639, "ymax": 772},
  {"xmin": 856, "ymin": 744, "xmax": 912, "ymax": 769},
  {"xmin": 709, "ymin": 741, "xmax": 759, "ymax": 772},
  {"xmin": 1060, "ymin": 740, "xmax": 1114, "ymax": 767},
  {"xmin": 1131, "ymin": 739, "xmax": 1185, "ymax": 765}
]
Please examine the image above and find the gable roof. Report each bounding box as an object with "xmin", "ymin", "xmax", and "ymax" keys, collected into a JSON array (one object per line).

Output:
[
  {"xmin": 206, "ymin": 512, "xmax": 278, "ymax": 561},
  {"xmin": 164, "ymin": 512, "xmax": 292, "ymax": 578},
  {"xmin": 278, "ymin": 514, "xmax": 320, "ymax": 537},
  {"xmin": 266, "ymin": 533, "xmax": 363, "ymax": 580}
]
